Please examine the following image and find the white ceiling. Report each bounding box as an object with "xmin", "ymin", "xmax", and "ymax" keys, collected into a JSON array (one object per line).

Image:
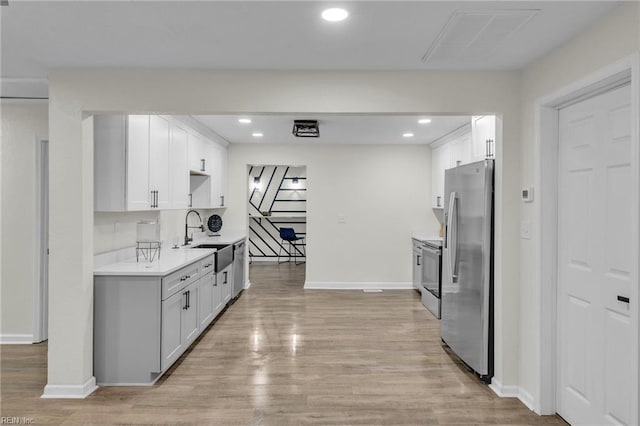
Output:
[
  {"xmin": 193, "ymin": 114, "xmax": 471, "ymax": 144},
  {"xmin": 0, "ymin": 1, "xmax": 619, "ymax": 78}
]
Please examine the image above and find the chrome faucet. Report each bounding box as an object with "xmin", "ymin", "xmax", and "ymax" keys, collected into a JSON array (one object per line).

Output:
[{"xmin": 184, "ymin": 210, "xmax": 204, "ymax": 246}]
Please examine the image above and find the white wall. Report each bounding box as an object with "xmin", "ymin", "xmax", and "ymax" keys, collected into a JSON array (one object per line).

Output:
[
  {"xmin": 94, "ymin": 208, "xmax": 220, "ymax": 254},
  {"xmin": 228, "ymin": 144, "xmax": 437, "ymax": 285},
  {"xmin": 0, "ymin": 101, "xmax": 48, "ymax": 341},
  {"xmin": 47, "ymin": 69, "xmax": 521, "ymax": 393},
  {"xmin": 518, "ymin": 2, "xmax": 640, "ymax": 411}
]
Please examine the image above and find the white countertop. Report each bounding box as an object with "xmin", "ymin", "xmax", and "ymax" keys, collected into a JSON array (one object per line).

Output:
[
  {"xmin": 94, "ymin": 231, "xmax": 247, "ymax": 277},
  {"xmin": 412, "ymin": 233, "xmax": 443, "ymax": 243}
]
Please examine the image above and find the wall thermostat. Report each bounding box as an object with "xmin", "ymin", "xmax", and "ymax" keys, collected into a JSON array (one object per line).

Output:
[{"xmin": 522, "ymin": 187, "xmax": 534, "ymax": 203}]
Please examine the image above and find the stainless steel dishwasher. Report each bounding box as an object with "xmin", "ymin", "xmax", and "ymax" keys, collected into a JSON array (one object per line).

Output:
[{"xmin": 232, "ymin": 240, "xmax": 246, "ymax": 299}]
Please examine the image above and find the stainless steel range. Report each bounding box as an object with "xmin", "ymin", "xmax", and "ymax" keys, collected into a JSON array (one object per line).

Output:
[{"xmin": 420, "ymin": 240, "xmax": 442, "ymax": 319}]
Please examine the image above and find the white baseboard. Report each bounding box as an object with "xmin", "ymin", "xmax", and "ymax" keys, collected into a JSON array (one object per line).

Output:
[
  {"xmin": 244, "ymin": 280, "xmax": 251, "ymax": 289},
  {"xmin": 0, "ymin": 334, "xmax": 34, "ymax": 344},
  {"xmin": 41, "ymin": 376, "xmax": 98, "ymax": 399},
  {"xmin": 489, "ymin": 378, "xmax": 536, "ymax": 412},
  {"xmin": 303, "ymin": 281, "xmax": 413, "ymax": 290}
]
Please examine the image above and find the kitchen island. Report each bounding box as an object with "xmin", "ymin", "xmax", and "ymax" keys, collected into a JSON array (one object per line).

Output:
[{"xmin": 93, "ymin": 233, "xmax": 246, "ymax": 386}]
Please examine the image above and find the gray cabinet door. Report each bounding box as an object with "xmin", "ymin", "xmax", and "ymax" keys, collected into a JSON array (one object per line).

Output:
[
  {"xmin": 220, "ymin": 266, "xmax": 233, "ymax": 304},
  {"xmin": 213, "ymin": 271, "xmax": 223, "ymax": 317},
  {"xmin": 182, "ymin": 281, "xmax": 199, "ymax": 347},
  {"xmin": 198, "ymin": 274, "xmax": 214, "ymax": 329},
  {"xmin": 161, "ymin": 290, "xmax": 185, "ymax": 371}
]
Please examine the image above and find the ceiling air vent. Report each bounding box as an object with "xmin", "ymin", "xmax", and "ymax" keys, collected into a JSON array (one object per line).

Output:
[
  {"xmin": 422, "ymin": 9, "xmax": 539, "ymax": 63},
  {"xmin": 292, "ymin": 120, "xmax": 319, "ymax": 138}
]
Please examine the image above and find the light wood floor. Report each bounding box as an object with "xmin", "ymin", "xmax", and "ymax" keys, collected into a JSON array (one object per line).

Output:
[{"xmin": 1, "ymin": 264, "xmax": 565, "ymax": 425}]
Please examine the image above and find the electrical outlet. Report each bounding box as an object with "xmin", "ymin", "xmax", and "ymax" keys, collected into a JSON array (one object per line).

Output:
[{"xmin": 520, "ymin": 221, "xmax": 531, "ymax": 240}]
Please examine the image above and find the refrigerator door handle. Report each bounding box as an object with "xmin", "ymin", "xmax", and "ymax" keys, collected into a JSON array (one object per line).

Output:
[{"xmin": 447, "ymin": 192, "xmax": 458, "ymax": 282}]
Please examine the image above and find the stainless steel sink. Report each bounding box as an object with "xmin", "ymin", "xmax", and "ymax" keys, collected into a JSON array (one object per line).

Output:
[{"xmin": 191, "ymin": 243, "xmax": 233, "ymax": 271}]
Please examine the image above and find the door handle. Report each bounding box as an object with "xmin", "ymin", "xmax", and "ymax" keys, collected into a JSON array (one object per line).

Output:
[
  {"xmin": 200, "ymin": 158, "xmax": 205, "ymax": 172},
  {"xmin": 183, "ymin": 292, "xmax": 188, "ymax": 310},
  {"xmin": 189, "ymin": 193, "xmax": 192, "ymax": 208},
  {"xmin": 447, "ymin": 192, "xmax": 458, "ymax": 282},
  {"xmin": 436, "ymin": 196, "xmax": 441, "ymax": 207},
  {"xmin": 223, "ymin": 271, "xmax": 228, "ymax": 284},
  {"xmin": 417, "ymin": 255, "xmax": 421, "ymax": 266},
  {"xmin": 617, "ymin": 295, "xmax": 630, "ymax": 304}
]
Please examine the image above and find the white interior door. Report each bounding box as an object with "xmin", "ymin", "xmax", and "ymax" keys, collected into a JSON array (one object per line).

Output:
[{"xmin": 557, "ymin": 83, "xmax": 635, "ymax": 425}]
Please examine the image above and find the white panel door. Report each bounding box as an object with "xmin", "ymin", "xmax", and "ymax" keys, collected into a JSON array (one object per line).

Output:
[
  {"xmin": 171, "ymin": 121, "xmax": 190, "ymax": 209},
  {"xmin": 557, "ymin": 84, "xmax": 634, "ymax": 425},
  {"xmin": 149, "ymin": 115, "xmax": 171, "ymax": 209},
  {"xmin": 126, "ymin": 115, "xmax": 151, "ymax": 210}
]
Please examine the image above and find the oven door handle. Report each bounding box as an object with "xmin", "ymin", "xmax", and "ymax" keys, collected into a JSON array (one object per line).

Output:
[{"xmin": 422, "ymin": 245, "xmax": 441, "ymax": 256}]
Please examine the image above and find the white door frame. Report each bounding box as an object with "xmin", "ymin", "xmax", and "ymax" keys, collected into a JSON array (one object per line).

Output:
[
  {"xmin": 536, "ymin": 53, "xmax": 639, "ymax": 420},
  {"xmin": 33, "ymin": 138, "xmax": 49, "ymax": 343}
]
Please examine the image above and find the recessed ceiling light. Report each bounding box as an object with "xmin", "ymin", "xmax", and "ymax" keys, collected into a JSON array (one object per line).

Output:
[
  {"xmin": 252, "ymin": 132, "xmax": 263, "ymax": 138},
  {"xmin": 238, "ymin": 118, "xmax": 252, "ymax": 124},
  {"xmin": 403, "ymin": 132, "xmax": 414, "ymax": 138},
  {"xmin": 418, "ymin": 118, "xmax": 432, "ymax": 124},
  {"xmin": 322, "ymin": 8, "xmax": 348, "ymax": 22}
]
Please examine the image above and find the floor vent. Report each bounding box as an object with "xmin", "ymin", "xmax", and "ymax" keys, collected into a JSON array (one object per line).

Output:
[{"xmin": 422, "ymin": 9, "xmax": 539, "ymax": 63}]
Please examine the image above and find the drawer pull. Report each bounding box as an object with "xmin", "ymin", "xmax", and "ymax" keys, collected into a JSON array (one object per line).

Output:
[{"xmin": 617, "ymin": 295, "xmax": 630, "ymax": 304}]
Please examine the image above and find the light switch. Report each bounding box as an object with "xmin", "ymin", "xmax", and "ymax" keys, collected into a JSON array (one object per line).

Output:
[{"xmin": 520, "ymin": 221, "xmax": 531, "ymax": 240}]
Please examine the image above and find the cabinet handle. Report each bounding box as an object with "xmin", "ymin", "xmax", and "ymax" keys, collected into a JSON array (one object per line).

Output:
[
  {"xmin": 200, "ymin": 159, "xmax": 205, "ymax": 172},
  {"xmin": 220, "ymin": 195, "xmax": 224, "ymax": 207},
  {"xmin": 436, "ymin": 196, "xmax": 441, "ymax": 207},
  {"xmin": 417, "ymin": 255, "xmax": 421, "ymax": 266},
  {"xmin": 223, "ymin": 271, "xmax": 228, "ymax": 284},
  {"xmin": 617, "ymin": 295, "xmax": 630, "ymax": 304},
  {"xmin": 187, "ymin": 290, "xmax": 191, "ymax": 309},
  {"xmin": 183, "ymin": 292, "xmax": 188, "ymax": 310},
  {"xmin": 188, "ymin": 193, "xmax": 192, "ymax": 208}
]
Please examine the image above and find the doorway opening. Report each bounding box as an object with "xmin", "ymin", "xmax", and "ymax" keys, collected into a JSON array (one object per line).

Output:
[
  {"xmin": 247, "ymin": 165, "xmax": 307, "ymax": 286},
  {"xmin": 33, "ymin": 139, "xmax": 49, "ymax": 343}
]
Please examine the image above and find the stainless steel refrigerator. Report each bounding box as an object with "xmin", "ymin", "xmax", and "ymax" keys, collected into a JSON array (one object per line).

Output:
[{"xmin": 441, "ymin": 159, "xmax": 494, "ymax": 382}]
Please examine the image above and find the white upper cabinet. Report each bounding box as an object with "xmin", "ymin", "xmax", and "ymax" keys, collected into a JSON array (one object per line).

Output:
[
  {"xmin": 430, "ymin": 116, "xmax": 496, "ymax": 209},
  {"xmin": 94, "ymin": 114, "xmax": 152, "ymax": 211},
  {"xmin": 450, "ymin": 132, "xmax": 471, "ymax": 168},
  {"xmin": 95, "ymin": 114, "xmax": 226, "ymax": 211},
  {"xmin": 188, "ymin": 131, "xmax": 210, "ymax": 175},
  {"xmin": 471, "ymin": 115, "xmax": 496, "ymax": 162},
  {"xmin": 431, "ymin": 143, "xmax": 451, "ymax": 209},
  {"xmin": 125, "ymin": 115, "xmax": 152, "ymax": 211},
  {"xmin": 149, "ymin": 115, "xmax": 171, "ymax": 210},
  {"xmin": 170, "ymin": 120, "xmax": 190, "ymax": 209},
  {"xmin": 210, "ymin": 143, "xmax": 228, "ymax": 208}
]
